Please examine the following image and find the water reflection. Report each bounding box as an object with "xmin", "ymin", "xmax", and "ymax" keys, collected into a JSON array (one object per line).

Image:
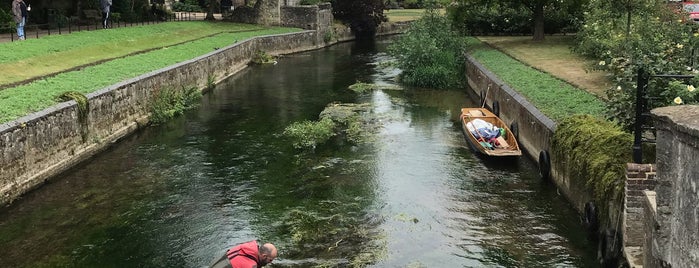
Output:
[{"xmin": 0, "ymin": 39, "xmax": 596, "ymax": 267}]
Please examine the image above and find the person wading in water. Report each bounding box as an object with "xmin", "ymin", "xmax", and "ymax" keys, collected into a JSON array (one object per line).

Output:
[{"xmin": 210, "ymin": 240, "xmax": 278, "ymax": 268}]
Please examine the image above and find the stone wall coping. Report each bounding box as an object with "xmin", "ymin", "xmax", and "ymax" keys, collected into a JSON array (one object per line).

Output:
[
  {"xmin": 652, "ymin": 105, "xmax": 699, "ymax": 137},
  {"xmin": 627, "ymin": 163, "xmax": 655, "ymax": 173}
]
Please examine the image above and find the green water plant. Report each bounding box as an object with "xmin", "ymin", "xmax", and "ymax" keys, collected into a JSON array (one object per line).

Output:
[
  {"xmin": 283, "ymin": 117, "xmax": 337, "ymax": 149},
  {"xmin": 319, "ymin": 103, "xmax": 377, "ymax": 144},
  {"xmin": 251, "ymin": 50, "xmax": 277, "ymax": 65},
  {"xmin": 283, "ymin": 102, "xmax": 378, "ymax": 149},
  {"xmin": 149, "ymin": 86, "xmax": 201, "ymax": 124},
  {"xmin": 551, "ymin": 115, "xmax": 633, "ymax": 223},
  {"xmin": 206, "ymin": 74, "xmax": 216, "ymax": 91},
  {"xmin": 348, "ymin": 81, "xmax": 378, "ymax": 93}
]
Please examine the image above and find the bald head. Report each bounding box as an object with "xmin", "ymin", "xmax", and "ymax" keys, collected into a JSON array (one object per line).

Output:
[{"xmin": 258, "ymin": 243, "xmax": 278, "ymax": 266}]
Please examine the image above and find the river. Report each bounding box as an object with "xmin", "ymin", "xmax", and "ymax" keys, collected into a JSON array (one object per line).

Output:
[{"xmin": 0, "ymin": 38, "xmax": 597, "ymax": 267}]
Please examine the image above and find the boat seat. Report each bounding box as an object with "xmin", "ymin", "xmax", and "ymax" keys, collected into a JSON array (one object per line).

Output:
[
  {"xmin": 496, "ymin": 136, "xmax": 510, "ymax": 148},
  {"xmin": 468, "ymin": 110, "xmax": 485, "ymax": 117}
]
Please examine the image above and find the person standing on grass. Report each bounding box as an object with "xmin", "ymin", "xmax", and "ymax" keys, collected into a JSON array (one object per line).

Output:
[
  {"xmin": 11, "ymin": 0, "xmax": 28, "ymax": 40},
  {"xmin": 101, "ymin": 0, "xmax": 112, "ymax": 29}
]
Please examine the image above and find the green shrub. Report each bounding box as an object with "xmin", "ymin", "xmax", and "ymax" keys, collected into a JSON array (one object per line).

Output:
[
  {"xmin": 551, "ymin": 115, "xmax": 633, "ymax": 224},
  {"xmin": 172, "ymin": 0, "xmax": 203, "ymax": 12},
  {"xmin": 576, "ymin": 0, "xmax": 699, "ymax": 130},
  {"xmin": 447, "ymin": 0, "xmax": 582, "ymax": 35},
  {"xmin": 251, "ymin": 50, "xmax": 276, "ymax": 64},
  {"xmin": 0, "ymin": 8, "xmax": 13, "ymax": 33},
  {"xmin": 388, "ymin": 9, "xmax": 466, "ymax": 89},
  {"xmin": 149, "ymin": 86, "xmax": 201, "ymax": 124}
]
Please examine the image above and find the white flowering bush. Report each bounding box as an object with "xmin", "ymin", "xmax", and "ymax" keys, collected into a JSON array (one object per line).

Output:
[
  {"xmin": 576, "ymin": 0, "xmax": 699, "ymax": 130},
  {"xmin": 663, "ymin": 80, "xmax": 699, "ymax": 105}
]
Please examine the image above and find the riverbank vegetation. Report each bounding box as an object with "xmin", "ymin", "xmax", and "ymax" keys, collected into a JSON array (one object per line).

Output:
[
  {"xmin": 149, "ymin": 86, "xmax": 201, "ymax": 124},
  {"xmin": 388, "ymin": 9, "xmax": 466, "ymax": 89},
  {"xmin": 0, "ymin": 22, "xmax": 300, "ymax": 124},
  {"xmin": 552, "ymin": 115, "xmax": 633, "ymax": 221}
]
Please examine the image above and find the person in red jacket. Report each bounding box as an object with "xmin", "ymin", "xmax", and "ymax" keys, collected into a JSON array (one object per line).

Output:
[{"xmin": 210, "ymin": 240, "xmax": 278, "ymax": 268}]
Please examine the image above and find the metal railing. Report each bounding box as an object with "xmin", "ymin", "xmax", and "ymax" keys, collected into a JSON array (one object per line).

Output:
[
  {"xmin": 633, "ymin": 68, "xmax": 694, "ymax": 163},
  {"xmin": 1, "ymin": 12, "xmax": 207, "ymax": 43}
]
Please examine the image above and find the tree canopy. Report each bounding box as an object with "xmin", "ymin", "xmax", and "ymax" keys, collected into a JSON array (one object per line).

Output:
[{"xmin": 332, "ymin": 0, "xmax": 387, "ymax": 38}]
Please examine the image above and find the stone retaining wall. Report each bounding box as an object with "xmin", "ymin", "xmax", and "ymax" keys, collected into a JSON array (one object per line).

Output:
[
  {"xmin": 465, "ymin": 56, "xmax": 594, "ymax": 213},
  {"xmin": 645, "ymin": 105, "xmax": 699, "ymax": 267},
  {"xmin": 0, "ymin": 31, "xmax": 321, "ymax": 206},
  {"xmin": 0, "ymin": 18, "xmax": 410, "ymax": 206}
]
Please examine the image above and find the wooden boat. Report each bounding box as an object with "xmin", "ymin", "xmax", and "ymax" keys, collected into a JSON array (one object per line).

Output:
[{"xmin": 460, "ymin": 107, "xmax": 522, "ymax": 157}]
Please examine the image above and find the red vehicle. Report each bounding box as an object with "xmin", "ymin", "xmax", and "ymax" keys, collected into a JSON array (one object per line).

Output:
[{"xmin": 683, "ymin": 1, "xmax": 699, "ymax": 23}]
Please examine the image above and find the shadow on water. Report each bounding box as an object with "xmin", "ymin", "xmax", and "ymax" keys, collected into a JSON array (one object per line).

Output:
[{"xmin": 0, "ymin": 38, "xmax": 597, "ymax": 267}]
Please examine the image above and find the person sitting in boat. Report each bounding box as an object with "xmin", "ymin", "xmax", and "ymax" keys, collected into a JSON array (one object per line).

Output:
[
  {"xmin": 466, "ymin": 119, "xmax": 501, "ymax": 141},
  {"xmin": 210, "ymin": 240, "xmax": 278, "ymax": 268}
]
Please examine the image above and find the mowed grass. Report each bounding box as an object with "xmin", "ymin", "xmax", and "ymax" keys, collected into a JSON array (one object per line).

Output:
[
  {"xmin": 0, "ymin": 22, "xmax": 269, "ymax": 87},
  {"xmin": 477, "ymin": 35, "xmax": 611, "ymax": 98},
  {"xmin": 466, "ymin": 37, "xmax": 606, "ymax": 121},
  {"xmin": 385, "ymin": 9, "xmax": 444, "ymax": 22},
  {"xmin": 0, "ymin": 23, "xmax": 301, "ymax": 123}
]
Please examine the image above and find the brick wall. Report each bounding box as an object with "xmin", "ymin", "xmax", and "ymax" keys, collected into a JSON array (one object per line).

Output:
[{"xmin": 624, "ymin": 163, "xmax": 656, "ymax": 248}]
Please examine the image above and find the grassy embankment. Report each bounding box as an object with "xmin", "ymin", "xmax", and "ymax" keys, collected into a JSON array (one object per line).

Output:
[
  {"xmin": 0, "ymin": 21, "xmax": 301, "ymax": 124},
  {"xmin": 467, "ymin": 36, "xmax": 607, "ymax": 121},
  {"xmin": 386, "ymin": 9, "xmax": 608, "ymax": 121}
]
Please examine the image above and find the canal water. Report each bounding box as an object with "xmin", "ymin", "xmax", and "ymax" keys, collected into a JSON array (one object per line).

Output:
[{"xmin": 0, "ymin": 39, "xmax": 598, "ymax": 267}]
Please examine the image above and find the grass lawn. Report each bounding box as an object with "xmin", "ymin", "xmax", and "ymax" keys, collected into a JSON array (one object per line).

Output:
[
  {"xmin": 0, "ymin": 22, "xmax": 301, "ymax": 123},
  {"xmin": 0, "ymin": 22, "xmax": 270, "ymax": 88},
  {"xmin": 477, "ymin": 35, "xmax": 611, "ymax": 98},
  {"xmin": 466, "ymin": 37, "xmax": 607, "ymax": 121},
  {"xmin": 385, "ymin": 9, "xmax": 444, "ymax": 22}
]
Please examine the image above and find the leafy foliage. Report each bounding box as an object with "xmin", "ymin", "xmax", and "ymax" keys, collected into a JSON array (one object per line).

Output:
[
  {"xmin": 58, "ymin": 91, "xmax": 90, "ymax": 141},
  {"xmin": 283, "ymin": 117, "xmax": 337, "ymax": 149},
  {"xmin": 347, "ymin": 81, "xmax": 378, "ymax": 93},
  {"xmin": 113, "ymin": 0, "xmax": 153, "ymax": 22},
  {"xmin": 283, "ymin": 103, "xmax": 378, "ymax": 150},
  {"xmin": 331, "ymin": 0, "xmax": 387, "ymax": 37},
  {"xmin": 576, "ymin": 0, "xmax": 699, "ymax": 130},
  {"xmin": 172, "ymin": 0, "xmax": 203, "ymax": 12},
  {"xmin": 551, "ymin": 115, "xmax": 632, "ymax": 224},
  {"xmin": 251, "ymin": 50, "xmax": 277, "ymax": 64},
  {"xmin": 448, "ymin": 0, "xmax": 586, "ymax": 37},
  {"xmin": 388, "ymin": 9, "xmax": 467, "ymax": 89},
  {"xmin": 149, "ymin": 86, "xmax": 201, "ymax": 124}
]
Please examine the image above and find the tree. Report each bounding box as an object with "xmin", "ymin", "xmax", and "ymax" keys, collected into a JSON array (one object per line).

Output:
[
  {"xmin": 332, "ymin": 0, "xmax": 387, "ymax": 38},
  {"xmin": 205, "ymin": 0, "xmax": 219, "ymax": 20},
  {"xmin": 452, "ymin": 0, "xmax": 586, "ymax": 40}
]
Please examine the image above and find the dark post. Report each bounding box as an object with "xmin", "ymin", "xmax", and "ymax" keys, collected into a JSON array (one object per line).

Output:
[{"xmin": 633, "ymin": 68, "xmax": 647, "ymax": 163}]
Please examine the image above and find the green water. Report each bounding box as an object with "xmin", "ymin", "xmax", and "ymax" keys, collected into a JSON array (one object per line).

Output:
[{"xmin": 0, "ymin": 39, "xmax": 597, "ymax": 267}]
